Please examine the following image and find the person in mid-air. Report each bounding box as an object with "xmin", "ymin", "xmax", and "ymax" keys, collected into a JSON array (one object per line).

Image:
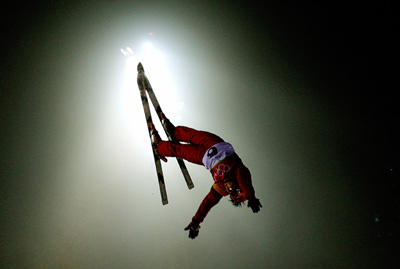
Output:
[{"xmin": 151, "ymin": 113, "xmax": 262, "ymax": 239}]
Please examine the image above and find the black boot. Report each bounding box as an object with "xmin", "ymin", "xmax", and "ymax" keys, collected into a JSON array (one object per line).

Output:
[{"xmin": 159, "ymin": 113, "xmax": 176, "ymax": 140}]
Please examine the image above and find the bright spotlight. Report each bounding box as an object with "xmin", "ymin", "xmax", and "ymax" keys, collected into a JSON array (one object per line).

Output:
[
  {"xmin": 143, "ymin": 43, "xmax": 153, "ymax": 51},
  {"xmin": 119, "ymin": 43, "xmax": 184, "ymax": 137}
]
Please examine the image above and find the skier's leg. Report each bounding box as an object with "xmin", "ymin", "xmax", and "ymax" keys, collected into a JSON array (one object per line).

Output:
[
  {"xmin": 173, "ymin": 126, "xmax": 224, "ymax": 149},
  {"xmin": 149, "ymin": 123, "xmax": 167, "ymax": 162},
  {"xmin": 159, "ymin": 112, "xmax": 222, "ymax": 148},
  {"xmin": 158, "ymin": 141, "xmax": 206, "ymax": 165}
]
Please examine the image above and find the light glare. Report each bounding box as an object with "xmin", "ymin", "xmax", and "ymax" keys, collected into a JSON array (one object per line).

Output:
[
  {"xmin": 143, "ymin": 43, "xmax": 153, "ymax": 51},
  {"xmin": 119, "ymin": 43, "xmax": 185, "ymax": 148}
]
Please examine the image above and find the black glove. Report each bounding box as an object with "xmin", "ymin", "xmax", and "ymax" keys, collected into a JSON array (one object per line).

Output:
[
  {"xmin": 184, "ymin": 221, "xmax": 200, "ymax": 239},
  {"xmin": 248, "ymin": 198, "xmax": 262, "ymax": 213}
]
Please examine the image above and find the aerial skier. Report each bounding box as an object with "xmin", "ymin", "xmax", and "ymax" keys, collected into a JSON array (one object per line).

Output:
[
  {"xmin": 152, "ymin": 114, "xmax": 262, "ymax": 239},
  {"xmin": 137, "ymin": 61, "xmax": 261, "ymax": 239}
]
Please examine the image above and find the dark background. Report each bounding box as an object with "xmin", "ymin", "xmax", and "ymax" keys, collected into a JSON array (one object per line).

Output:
[{"xmin": 1, "ymin": 1, "xmax": 398, "ymax": 268}]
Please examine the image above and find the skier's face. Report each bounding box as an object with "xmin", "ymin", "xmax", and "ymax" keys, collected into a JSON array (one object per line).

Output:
[
  {"xmin": 224, "ymin": 180, "xmax": 237, "ymax": 194},
  {"xmin": 230, "ymin": 191, "xmax": 247, "ymax": 203},
  {"xmin": 225, "ymin": 179, "xmax": 247, "ymax": 202}
]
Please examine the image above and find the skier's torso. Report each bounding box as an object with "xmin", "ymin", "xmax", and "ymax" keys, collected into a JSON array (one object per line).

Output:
[
  {"xmin": 210, "ymin": 154, "xmax": 240, "ymax": 196},
  {"xmin": 202, "ymin": 142, "xmax": 240, "ymax": 196}
]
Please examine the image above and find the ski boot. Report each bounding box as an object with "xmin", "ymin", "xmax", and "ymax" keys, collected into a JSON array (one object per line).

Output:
[
  {"xmin": 150, "ymin": 128, "xmax": 167, "ymax": 162},
  {"xmin": 159, "ymin": 112, "xmax": 176, "ymax": 140}
]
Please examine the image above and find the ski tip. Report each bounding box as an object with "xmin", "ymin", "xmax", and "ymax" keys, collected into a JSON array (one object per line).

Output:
[{"xmin": 137, "ymin": 62, "xmax": 144, "ymax": 72}]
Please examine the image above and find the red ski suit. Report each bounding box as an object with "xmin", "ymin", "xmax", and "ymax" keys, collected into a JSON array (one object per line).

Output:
[{"xmin": 158, "ymin": 126, "xmax": 256, "ymax": 225}]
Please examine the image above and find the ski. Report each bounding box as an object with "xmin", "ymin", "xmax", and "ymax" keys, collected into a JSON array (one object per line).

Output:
[
  {"xmin": 138, "ymin": 62, "xmax": 194, "ymax": 190},
  {"xmin": 137, "ymin": 64, "xmax": 168, "ymax": 205}
]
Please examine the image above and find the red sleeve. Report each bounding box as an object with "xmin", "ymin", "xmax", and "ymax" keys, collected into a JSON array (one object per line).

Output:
[
  {"xmin": 192, "ymin": 187, "xmax": 222, "ymax": 224},
  {"xmin": 235, "ymin": 162, "xmax": 256, "ymax": 201}
]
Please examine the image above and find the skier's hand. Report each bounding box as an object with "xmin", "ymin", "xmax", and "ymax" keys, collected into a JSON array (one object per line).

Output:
[
  {"xmin": 248, "ymin": 198, "xmax": 262, "ymax": 213},
  {"xmin": 184, "ymin": 222, "xmax": 200, "ymax": 239}
]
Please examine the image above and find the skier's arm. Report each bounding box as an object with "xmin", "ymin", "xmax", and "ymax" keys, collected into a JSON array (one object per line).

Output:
[
  {"xmin": 192, "ymin": 187, "xmax": 222, "ymax": 224},
  {"xmin": 235, "ymin": 163, "xmax": 256, "ymax": 201},
  {"xmin": 184, "ymin": 187, "xmax": 222, "ymax": 239},
  {"xmin": 235, "ymin": 163, "xmax": 262, "ymax": 213}
]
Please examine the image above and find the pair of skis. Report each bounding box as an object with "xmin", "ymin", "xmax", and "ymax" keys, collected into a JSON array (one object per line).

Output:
[{"xmin": 136, "ymin": 62, "xmax": 194, "ymax": 205}]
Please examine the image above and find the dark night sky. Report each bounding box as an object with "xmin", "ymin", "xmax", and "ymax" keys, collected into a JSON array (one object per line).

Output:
[{"xmin": 1, "ymin": 1, "xmax": 398, "ymax": 268}]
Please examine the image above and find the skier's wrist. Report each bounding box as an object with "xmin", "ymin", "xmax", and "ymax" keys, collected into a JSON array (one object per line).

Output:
[
  {"xmin": 248, "ymin": 196, "xmax": 257, "ymax": 203},
  {"xmin": 190, "ymin": 219, "xmax": 200, "ymax": 229}
]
